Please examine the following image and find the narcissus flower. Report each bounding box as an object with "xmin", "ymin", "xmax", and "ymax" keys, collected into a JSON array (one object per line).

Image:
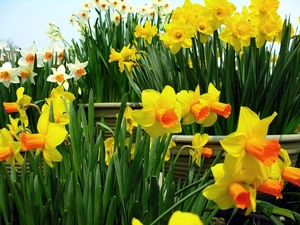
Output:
[
  {"xmin": 42, "ymin": 97, "xmax": 70, "ymax": 125},
  {"xmin": 19, "ymin": 64, "xmax": 38, "ymax": 84},
  {"xmin": 0, "ymin": 62, "xmax": 20, "ymax": 88},
  {"xmin": 219, "ymin": 13, "xmax": 253, "ymax": 52},
  {"xmin": 3, "ymin": 87, "xmax": 32, "ymax": 127},
  {"xmin": 160, "ymin": 17, "xmax": 195, "ymax": 54},
  {"xmin": 47, "ymin": 65, "xmax": 72, "ymax": 85},
  {"xmin": 199, "ymin": 83, "xmax": 231, "ymax": 127},
  {"xmin": 203, "ymin": 163, "xmax": 257, "ymax": 213},
  {"xmin": 220, "ymin": 107, "xmax": 280, "ymax": 166},
  {"xmin": 0, "ymin": 128, "xmax": 23, "ymax": 167},
  {"xmin": 189, "ymin": 133, "xmax": 212, "ymax": 166},
  {"xmin": 204, "ymin": 0, "xmax": 236, "ymax": 31},
  {"xmin": 132, "ymin": 86, "xmax": 182, "ymax": 138},
  {"xmin": 134, "ymin": 20, "xmax": 158, "ymax": 44},
  {"xmin": 20, "ymin": 110, "xmax": 66, "ymax": 167},
  {"xmin": 67, "ymin": 57, "xmax": 88, "ymax": 81},
  {"xmin": 271, "ymin": 149, "xmax": 300, "ymax": 187},
  {"xmin": 118, "ymin": 106, "xmax": 138, "ymax": 134},
  {"xmin": 108, "ymin": 44, "xmax": 140, "ymax": 73},
  {"xmin": 168, "ymin": 210, "xmax": 204, "ymax": 225},
  {"xmin": 257, "ymin": 179, "xmax": 283, "ymax": 198},
  {"xmin": 18, "ymin": 43, "xmax": 44, "ymax": 68},
  {"xmin": 177, "ymin": 85, "xmax": 210, "ymax": 125},
  {"xmin": 104, "ymin": 137, "xmax": 114, "ymax": 166},
  {"xmin": 131, "ymin": 210, "xmax": 203, "ymax": 225},
  {"xmin": 248, "ymin": 0, "xmax": 280, "ymax": 16}
]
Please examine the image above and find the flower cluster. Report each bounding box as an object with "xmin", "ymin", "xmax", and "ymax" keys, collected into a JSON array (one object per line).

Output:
[
  {"xmin": 159, "ymin": 0, "xmax": 284, "ymax": 53},
  {"xmin": 1, "ymin": 86, "xmax": 75, "ymax": 168}
]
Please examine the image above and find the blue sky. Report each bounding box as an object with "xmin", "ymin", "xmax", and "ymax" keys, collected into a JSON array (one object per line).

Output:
[{"xmin": 0, "ymin": 0, "xmax": 298, "ymax": 49}]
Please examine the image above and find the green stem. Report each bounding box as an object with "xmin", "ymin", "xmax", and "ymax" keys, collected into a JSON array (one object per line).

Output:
[
  {"xmin": 149, "ymin": 180, "xmax": 214, "ymax": 225},
  {"xmin": 0, "ymin": 162, "xmax": 26, "ymax": 224}
]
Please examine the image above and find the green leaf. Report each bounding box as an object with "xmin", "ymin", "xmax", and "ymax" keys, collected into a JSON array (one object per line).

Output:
[{"xmin": 105, "ymin": 196, "xmax": 117, "ymax": 225}]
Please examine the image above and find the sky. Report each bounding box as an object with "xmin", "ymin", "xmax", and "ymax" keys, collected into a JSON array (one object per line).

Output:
[{"xmin": 0, "ymin": 0, "xmax": 299, "ymax": 50}]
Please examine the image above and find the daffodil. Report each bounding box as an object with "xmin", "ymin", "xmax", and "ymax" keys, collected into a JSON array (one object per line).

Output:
[
  {"xmin": 20, "ymin": 110, "xmax": 66, "ymax": 167},
  {"xmin": 168, "ymin": 210, "xmax": 203, "ymax": 225},
  {"xmin": 202, "ymin": 163, "xmax": 257, "ymax": 213},
  {"xmin": 204, "ymin": 0, "xmax": 236, "ymax": 31},
  {"xmin": 134, "ymin": 20, "xmax": 158, "ymax": 44},
  {"xmin": 7, "ymin": 115, "xmax": 22, "ymax": 141},
  {"xmin": 248, "ymin": 0, "xmax": 280, "ymax": 16},
  {"xmin": 0, "ymin": 128, "xmax": 23, "ymax": 167},
  {"xmin": 3, "ymin": 87, "xmax": 32, "ymax": 127},
  {"xmin": 199, "ymin": 83, "xmax": 231, "ymax": 127},
  {"xmin": 119, "ymin": 106, "xmax": 137, "ymax": 134},
  {"xmin": 104, "ymin": 137, "xmax": 114, "ymax": 166},
  {"xmin": 42, "ymin": 97, "xmax": 70, "ymax": 125},
  {"xmin": 251, "ymin": 13, "xmax": 282, "ymax": 48},
  {"xmin": 0, "ymin": 62, "xmax": 20, "ymax": 88},
  {"xmin": 220, "ymin": 107, "xmax": 280, "ymax": 166},
  {"xmin": 219, "ymin": 13, "xmax": 253, "ymax": 52},
  {"xmin": 131, "ymin": 218, "xmax": 143, "ymax": 225},
  {"xmin": 160, "ymin": 17, "xmax": 195, "ymax": 54},
  {"xmin": 40, "ymin": 43, "xmax": 54, "ymax": 62},
  {"xmin": 46, "ymin": 85, "xmax": 76, "ymax": 103},
  {"xmin": 189, "ymin": 133, "xmax": 212, "ymax": 166},
  {"xmin": 257, "ymin": 179, "xmax": 283, "ymax": 198},
  {"xmin": 67, "ymin": 57, "xmax": 88, "ymax": 81},
  {"xmin": 47, "ymin": 65, "xmax": 72, "ymax": 85},
  {"xmin": 19, "ymin": 63, "xmax": 38, "ymax": 84},
  {"xmin": 132, "ymin": 85, "xmax": 182, "ymax": 138},
  {"xmin": 271, "ymin": 149, "xmax": 300, "ymax": 186},
  {"xmin": 108, "ymin": 44, "xmax": 140, "ymax": 73},
  {"xmin": 18, "ymin": 43, "xmax": 44, "ymax": 68},
  {"xmin": 177, "ymin": 85, "xmax": 210, "ymax": 125}
]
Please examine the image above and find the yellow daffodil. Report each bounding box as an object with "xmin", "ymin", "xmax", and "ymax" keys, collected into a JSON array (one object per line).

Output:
[
  {"xmin": 168, "ymin": 210, "xmax": 204, "ymax": 225},
  {"xmin": 42, "ymin": 97, "xmax": 70, "ymax": 125},
  {"xmin": 204, "ymin": 0, "xmax": 236, "ymax": 31},
  {"xmin": 271, "ymin": 149, "xmax": 300, "ymax": 187},
  {"xmin": 202, "ymin": 163, "xmax": 257, "ymax": 213},
  {"xmin": 219, "ymin": 13, "xmax": 253, "ymax": 52},
  {"xmin": 3, "ymin": 87, "xmax": 32, "ymax": 127},
  {"xmin": 131, "ymin": 218, "xmax": 143, "ymax": 225},
  {"xmin": 257, "ymin": 179, "xmax": 283, "ymax": 198},
  {"xmin": 108, "ymin": 44, "xmax": 140, "ymax": 73},
  {"xmin": 171, "ymin": 0, "xmax": 199, "ymax": 25},
  {"xmin": 134, "ymin": 20, "xmax": 158, "ymax": 44},
  {"xmin": 251, "ymin": 13, "xmax": 282, "ymax": 48},
  {"xmin": 199, "ymin": 83, "xmax": 231, "ymax": 127},
  {"xmin": 160, "ymin": 17, "xmax": 195, "ymax": 54},
  {"xmin": 118, "ymin": 106, "xmax": 137, "ymax": 134},
  {"xmin": 0, "ymin": 128, "xmax": 23, "ymax": 167},
  {"xmin": 7, "ymin": 115, "xmax": 22, "ymax": 141},
  {"xmin": 104, "ymin": 137, "xmax": 114, "ymax": 166},
  {"xmin": 20, "ymin": 110, "xmax": 66, "ymax": 167},
  {"xmin": 220, "ymin": 107, "xmax": 280, "ymax": 166},
  {"xmin": 131, "ymin": 210, "xmax": 203, "ymax": 225},
  {"xmin": 165, "ymin": 139, "xmax": 176, "ymax": 161},
  {"xmin": 132, "ymin": 85, "xmax": 182, "ymax": 138},
  {"xmin": 177, "ymin": 85, "xmax": 210, "ymax": 125},
  {"xmin": 46, "ymin": 85, "xmax": 76, "ymax": 109},
  {"xmin": 248, "ymin": 0, "xmax": 280, "ymax": 16},
  {"xmin": 189, "ymin": 133, "xmax": 212, "ymax": 166}
]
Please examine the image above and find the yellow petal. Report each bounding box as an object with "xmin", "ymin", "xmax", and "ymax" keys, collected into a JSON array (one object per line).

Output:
[{"xmin": 220, "ymin": 132, "xmax": 247, "ymax": 157}]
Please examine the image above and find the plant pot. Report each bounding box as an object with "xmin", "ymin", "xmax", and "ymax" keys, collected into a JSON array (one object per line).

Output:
[{"xmin": 82, "ymin": 102, "xmax": 142, "ymax": 138}]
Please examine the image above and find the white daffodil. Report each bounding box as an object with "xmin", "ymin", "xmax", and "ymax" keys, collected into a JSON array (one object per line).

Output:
[
  {"xmin": 19, "ymin": 64, "xmax": 38, "ymax": 84},
  {"xmin": 67, "ymin": 57, "xmax": 88, "ymax": 81},
  {"xmin": 47, "ymin": 65, "xmax": 72, "ymax": 85},
  {"xmin": 0, "ymin": 62, "xmax": 20, "ymax": 88},
  {"xmin": 18, "ymin": 43, "xmax": 44, "ymax": 68},
  {"xmin": 40, "ymin": 43, "xmax": 54, "ymax": 62}
]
